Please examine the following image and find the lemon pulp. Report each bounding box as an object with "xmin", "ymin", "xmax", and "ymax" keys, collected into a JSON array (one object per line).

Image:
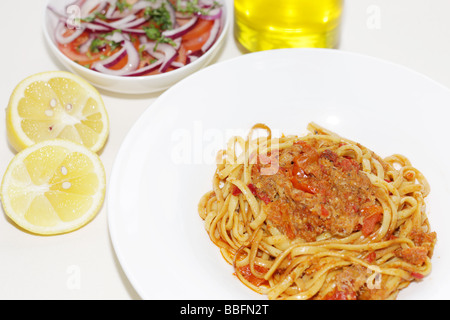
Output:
[
  {"xmin": 1, "ymin": 139, "xmax": 106, "ymax": 235},
  {"xmin": 6, "ymin": 71, "xmax": 109, "ymax": 153}
]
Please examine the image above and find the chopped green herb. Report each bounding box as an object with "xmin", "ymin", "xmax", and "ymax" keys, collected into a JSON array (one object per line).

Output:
[
  {"xmin": 175, "ymin": 0, "xmax": 221, "ymax": 16},
  {"xmin": 144, "ymin": 3, "xmax": 173, "ymax": 31},
  {"xmin": 116, "ymin": 0, "xmax": 132, "ymax": 13},
  {"xmin": 90, "ymin": 36, "xmax": 122, "ymax": 54},
  {"xmin": 138, "ymin": 45, "xmax": 146, "ymax": 60},
  {"xmin": 143, "ymin": 25, "xmax": 176, "ymax": 50},
  {"xmin": 82, "ymin": 11, "xmax": 107, "ymax": 23},
  {"xmin": 90, "ymin": 38, "xmax": 107, "ymax": 53},
  {"xmin": 143, "ymin": 25, "xmax": 161, "ymax": 40}
]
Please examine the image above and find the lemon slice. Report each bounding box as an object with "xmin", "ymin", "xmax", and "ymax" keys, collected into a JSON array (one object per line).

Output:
[
  {"xmin": 0, "ymin": 139, "xmax": 106, "ymax": 235},
  {"xmin": 6, "ymin": 71, "xmax": 109, "ymax": 153}
]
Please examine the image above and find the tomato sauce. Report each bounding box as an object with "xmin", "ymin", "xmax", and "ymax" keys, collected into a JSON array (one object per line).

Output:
[{"xmin": 251, "ymin": 140, "xmax": 383, "ymax": 241}]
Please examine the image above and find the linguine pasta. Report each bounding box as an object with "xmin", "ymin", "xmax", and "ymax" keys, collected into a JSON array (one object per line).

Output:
[{"xmin": 198, "ymin": 123, "xmax": 436, "ymax": 300}]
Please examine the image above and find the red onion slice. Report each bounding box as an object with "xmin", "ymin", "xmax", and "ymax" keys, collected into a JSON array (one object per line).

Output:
[
  {"xmin": 105, "ymin": 0, "xmax": 119, "ymax": 18},
  {"xmin": 143, "ymin": 45, "xmax": 165, "ymax": 60},
  {"xmin": 160, "ymin": 52, "xmax": 178, "ymax": 72},
  {"xmin": 170, "ymin": 61, "xmax": 185, "ymax": 69},
  {"xmin": 121, "ymin": 17, "xmax": 148, "ymax": 29},
  {"xmin": 79, "ymin": 34, "xmax": 95, "ymax": 53},
  {"xmin": 92, "ymin": 17, "xmax": 147, "ymax": 32},
  {"xmin": 108, "ymin": 14, "xmax": 138, "ymax": 28},
  {"xmin": 201, "ymin": 17, "xmax": 221, "ymax": 52},
  {"xmin": 162, "ymin": 16, "xmax": 198, "ymax": 39},
  {"xmin": 173, "ymin": 38, "xmax": 182, "ymax": 50},
  {"xmin": 142, "ymin": 42, "xmax": 178, "ymax": 73},
  {"xmin": 165, "ymin": 0, "xmax": 177, "ymax": 30},
  {"xmin": 91, "ymin": 18, "xmax": 116, "ymax": 32},
  {"xmin": 80, "ymin": 0, "xmax": 107, "ymax": 19},
  {"xmin": 108, "ymin": 0, "xmax": 164, "ymax": 19},
  {"xmin": 105, "ymin": 31, "xmax": 126, "ymax": 43},
  {"xmin": 120, "ymin": 28, "xmax": 147, "ymax": 35},
  {"xmin": 55, "ymin": 21, "xmax": 84, "ymax": 45},
  {"xmin": 199, "ymin": 0, "xmax": 215, "ymax": 7},
  {"xmin": 124, "ymin": 59, "xmax": 164, "ymax": 76},
  {"xmin": 93, "ymin": 40, "xmax": 140, "ymax": 75},
  {"xmin": 198, "ymin": 7, "xmax": 222, "ymax": 20},
  {"xmin": 187, "ymin": 54, "xmax": 199, "ymax": 64},
  {"xmin": 102, "ymin": 48, "xmax": 127, "ymax": 68},
  {"xmin": 83, "ymin": 22, "xmax": 111, "ymax": 32}
]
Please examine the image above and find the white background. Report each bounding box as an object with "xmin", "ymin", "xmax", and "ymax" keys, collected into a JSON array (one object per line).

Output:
[{"xmin": 1, "ymin": 0, "xmax": 449, "ymax": 299}]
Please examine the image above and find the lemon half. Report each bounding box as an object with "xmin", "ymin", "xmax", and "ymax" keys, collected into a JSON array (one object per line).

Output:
[
  {"xmin": 6, "ymin": 71, "xmax": 109, "ymax": 153},
  {"xmin": 0, "ymin": 139, "xmax": 106, "ymax": 235}
]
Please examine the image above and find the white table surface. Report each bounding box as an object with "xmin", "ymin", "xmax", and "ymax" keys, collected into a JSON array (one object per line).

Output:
[{"xmin": 1, "ymin": 0, "xmax": 450, "ymax": 300}]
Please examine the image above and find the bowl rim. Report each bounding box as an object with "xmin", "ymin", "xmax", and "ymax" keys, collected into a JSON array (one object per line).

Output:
[{"xmin": 42, "ymin": 0, "xmax": 231, "ymax": 83}]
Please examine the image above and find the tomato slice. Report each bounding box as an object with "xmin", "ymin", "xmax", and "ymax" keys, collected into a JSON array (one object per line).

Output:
[
  {"xmin": 109, "ymin": 55, "xmax": 128, "ymax": 70},
  {"xmin": 181, "ymin": 19, "xmax": 213, "ymax": 52},
  {"xmin": 182, "ymin": 19, "xmax": 213, "ymax": 40},
  {"xmin": 182, "ymin": 35, "xmax": 209, "ymax": 52},
  {"xmin": 57, "ymin": 30, "xmax": 101, "ymax": 66},
  {"xmin": 58, "ymin": 43, "xmax": 102, "ymax": 66},
  {"xmin": 109, "ymin": 36, "xmax": 141, "ymax": 71},
  {"xmin": 58, "ymin": 29, "xmax": 143, "ymax": 70},
  {"xmin": 175, "ymin": 44, "xmax": 187, "ymax": 65}
]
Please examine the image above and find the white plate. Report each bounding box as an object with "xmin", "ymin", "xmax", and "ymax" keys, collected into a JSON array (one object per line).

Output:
[{"xmin": 108, "ymin": 48, "xmax": 450, "ymax": 300}]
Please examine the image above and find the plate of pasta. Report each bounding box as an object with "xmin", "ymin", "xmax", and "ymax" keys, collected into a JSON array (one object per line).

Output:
[{"xmin": 108, "ymin": 48, "xmax": 450, "ymax": 300}]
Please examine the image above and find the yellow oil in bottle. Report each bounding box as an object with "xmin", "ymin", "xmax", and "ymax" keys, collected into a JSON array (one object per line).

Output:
[{"xmin": 234, "ymin": 0, "xmax": 343, "ymax": 52}]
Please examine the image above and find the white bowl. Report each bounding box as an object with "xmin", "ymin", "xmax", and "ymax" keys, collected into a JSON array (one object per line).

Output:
[{"xmin": 43, "ymin": 0, "xmax": 230, "ymax": 94}]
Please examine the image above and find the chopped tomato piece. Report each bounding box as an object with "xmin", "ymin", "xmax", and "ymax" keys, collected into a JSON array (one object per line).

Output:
[
  {"xmin": 362, "ymin": 213, "xmax": 383, "ymax": 236},
  {"xmin": 365, "ymin": 251, "xmax": 377, "ymax": 263},
  {"xmin": 396, "ymin": 247, "xmax": 429, "ymax": 266},
  {"xmin": 337, "ymin": 157, "xmax": 360, "ymax": 172},
  {"xmin": 411, "ymin": 272, "xmax": 424, "ymax": 280},
  {"xmin": 258, "ymin": 193, "xmax": 271, "ymax": 204},
  {"xmin": 246, "ymin": 184, "xmax": 271, "ymax": 204},
  {"xmin": 247, "ymin": 183, "xmax": 257, "ymax": 196},
  {"xmin": 325, "ymin": 287, "xmax": 357, "ymax": 300},
  {"xmin": 291, "ymin": 180, "xmax": 318, "ymax": 194},
  {"xmin": 232, "ymin": 185, "xmax": 242, "ymax": 196},
  {"xmin": 320, "ymin": 205, "xmax": 330, "ymax": 218},
  {"xmin": 236, "ymin": 265, "xmax": 269, "ymax": 287}
]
